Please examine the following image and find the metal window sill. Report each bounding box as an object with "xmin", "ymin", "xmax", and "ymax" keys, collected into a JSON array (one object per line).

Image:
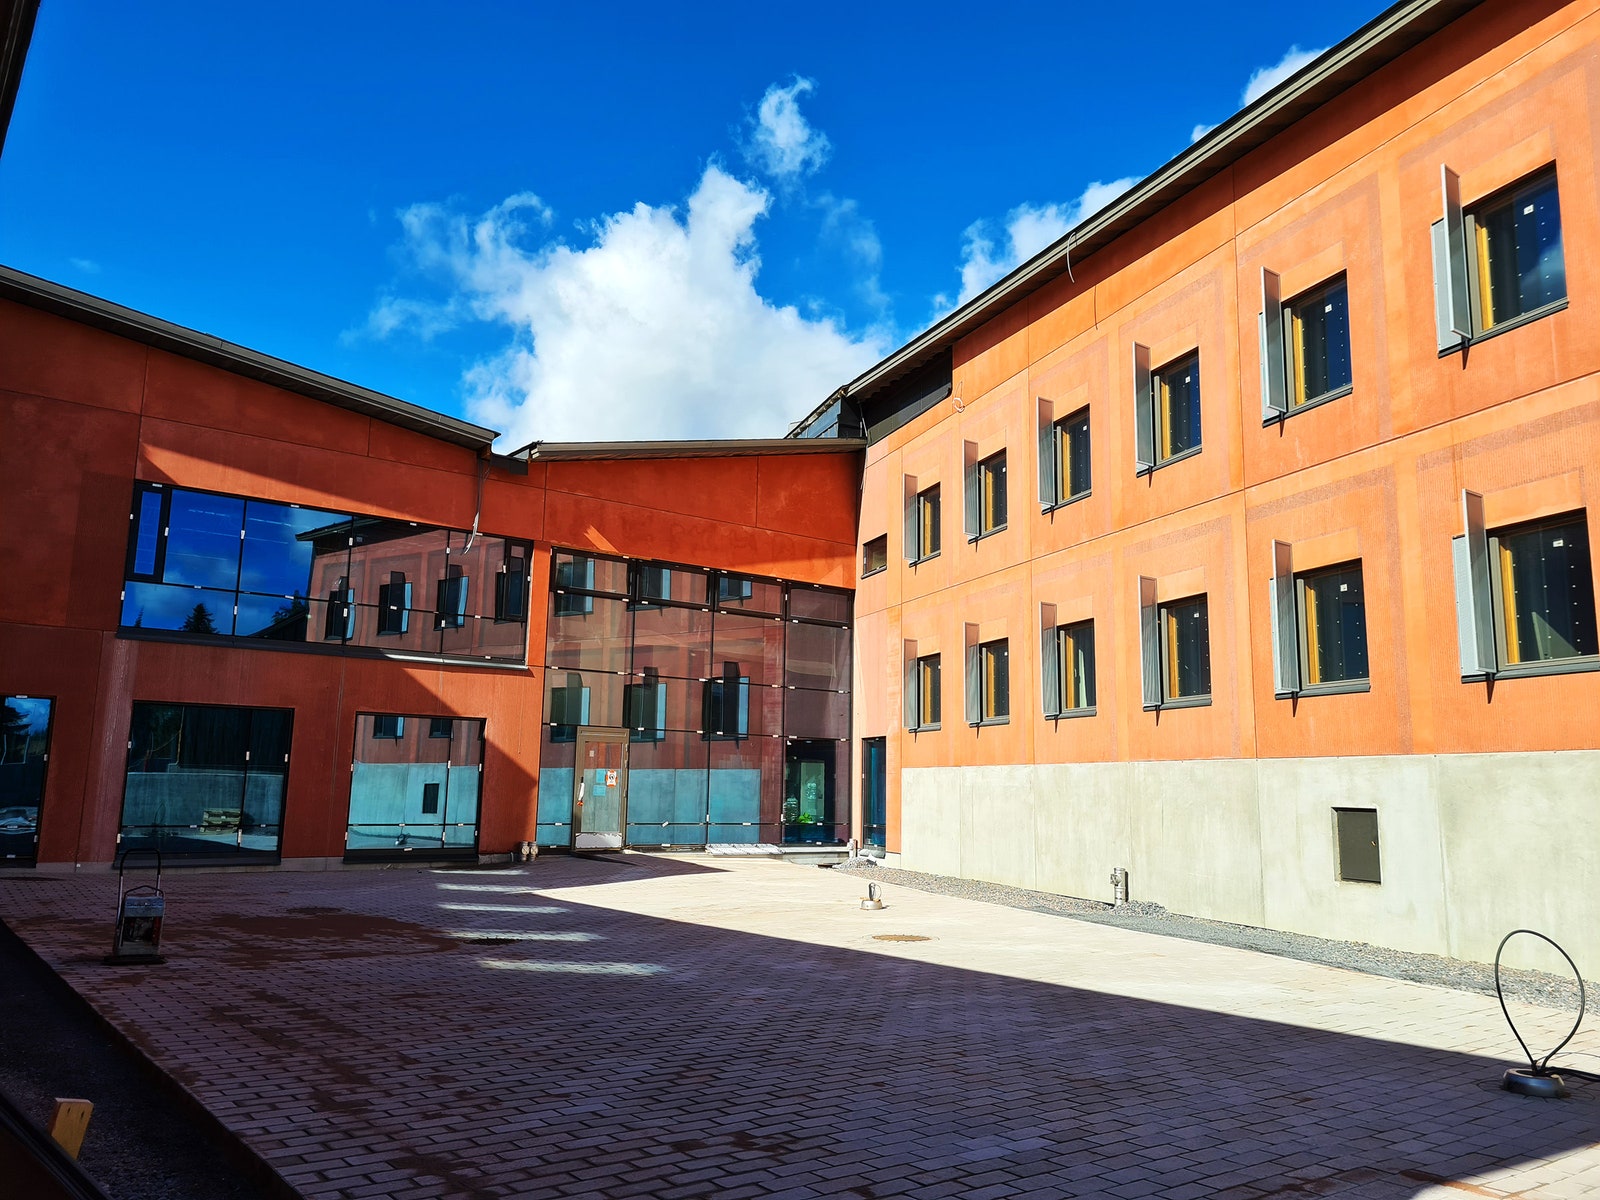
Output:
[
  {"xmin": 1293, "ymin": 679, "xmax": 1372, "ymax": 698},
  {"xmin": 1492, "ymin": 656, "xmax": 1600, "ymax": 680},
  {"xmin": 909, "ymin": 723, "xmax": 941, "ymax": 733},
  {"xmin": 971, "ymin": 716, "xmax": 1011, "ymax": 727},
  {"xmin": 1262, "ymin": 384, "xmax": 1353, "ymax": 426},
  {"xmin": 1438, "ymin": 297, "xmax": 1568, "ymax": 357},
  {"xmin": 968, "ymin": 525, "xmax": 1008, "ymax": 544},
  {"xmin": 1138, "ymin": 446, "xmax": 1203, "ymax": 476},
  {"xmin": 1042, "ymin": 491, "xmax": 1092, "ymax": 515},
  {"xmin": 860, "ymin": 565, "xmax": 888, "ymax": 579},
  {"xmin": 1157, "ymin": 695, "xmax": 1212, "ymax": 710},
  {"xmin": 1048, "ymin": 706, "xmax": 1097, "ymax": 720},
  {"xmin": 908, "ymin": 551, "xmax": 941, "ymax": 566}
]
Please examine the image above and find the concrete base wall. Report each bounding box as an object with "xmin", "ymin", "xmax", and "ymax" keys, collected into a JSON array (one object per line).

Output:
[{"xmin": 901, "ymin": 752, "xmax": 1600, "ymax": 972}]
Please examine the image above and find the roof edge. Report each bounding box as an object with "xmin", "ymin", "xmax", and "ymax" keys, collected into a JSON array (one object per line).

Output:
[
  {"xmin": 789, "ymin": 0, "xmax": 1484, "ymax": 434},
  {"xmin": 519, "ymin": 437, "xmax": 867, "ymax": 461},
  {"xmin": 0, "ymin": 265, "xmax": 500, "ymax": 452}
]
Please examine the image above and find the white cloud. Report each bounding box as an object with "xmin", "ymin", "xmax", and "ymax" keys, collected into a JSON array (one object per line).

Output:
[
  {"xmin": 949, "ymin": 177, "xmax": 1139, "ymax": 306},
  {"xmin": 1190, "ymin": 123, "xmax": 1216, "ymax": 144},
  {"xmin": 816, "ymin": 191, "xmax": 889, "ymax": 315},
  {"xmin": 744, "ymin": 77, "xmax": 831, "ymax": 181},
  {"xmin": 1242, "ymin": 44, "xmax": 1327, "ymax": 106},
  {"xmin": 373, "ymin": 165, "xmax": 884, "ymax": 447},
  {"xmin": 69, "ymin": 257, "xmax": 100, "ymax": 274}
]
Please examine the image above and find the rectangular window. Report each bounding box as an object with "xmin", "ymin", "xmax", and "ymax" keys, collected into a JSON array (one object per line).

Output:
[
  {"xmin": 435, "ymin": 565, "xmax": 468, "ymax": 629},
  {"xmin": 862, "ymin": 535, "xmax": 888, "ymax": 577},
  {"xmin": 1492, "ymin": 514, "xmax": 1596, "ymax": 668},
  {"xmin": 1155, "ymin": 352, "xmax": 1201, "ymax": 463},
  {"xmin": 553, "ymin": 554, "xmax": 597, "ymax": 617},
  {"xmin": 1334, "ymin": 808, "xmax": 1381, "ymax": 884},
  {"xmin": 119, "ymin": 482, "xmax": 527, "ymax": 662},
  {"xmin": 975, "ymin": 451, "xmax": 1007, "ymax": 537},
  {"xmin": 909, "ymin": 654, "xmax": 941, "ymax": 730},
  {"xmin": 1051, "ymin": 409, "xmax": 1091, "ymax": 505},
  {"xmin": 717, "ymin": 575, "xmax": 755, "ymax": 604},
  {"xmin": 626, "ymin": 668, "xmax": 668, "ymax": 742},
  {"xmin": 1047, "ymin": 620, "xmax": 1096, "ymax": 713},
  {"xmin": 703, "ymin": 667, "xmax": 750, "ymax": 739},
  {"xmin": 346, "ymin": 714, "xmax": 483, "ymax": 857},
  {"xmin": 376, "ymin": 572, "xmax": 411, "ymax": 636},
  {"xmin": 1473, "ymin": 171, "xmax": 1566, "ymax": 332},
  {"xmin": 121, "ymin": 702, "xmax": 290, "ymax": 861},
  {"xmin": 1434, "ymin": 166, "xmax": 1566, "ymax": 350},
  {"xmin": 495, "ymin": 551, "xmax": 528, "ymax": 622},
  {"xmin": 324, "ymin": 577, "xmax": 355, "ymax": 641},
  {"xmin": 632, "ymin": 563, "xmax": 672, "ymax": 607},
  {"xmin": 973, "ymin": 639, "xmax": 1009, "ymax": 723},
  {"xmin": 1287, "ymin": 276, "xmax": 1352, "ymax": 408},
  {"xmin": 1142, "ymin": 590, "xmax": 1210, "ymax": 708},
  {"xmin": 1299, "ymin": 563, "xmax": 1369, "ymax": 686},
  {"xmin": 912, "ymin": 485, "xmax": 941, "ymax": 562}
]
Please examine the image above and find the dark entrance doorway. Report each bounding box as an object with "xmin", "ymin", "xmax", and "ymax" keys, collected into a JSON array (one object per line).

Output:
[{"xmin": 782, "ymin": 740, "xmax": 838, "ymax": 844}]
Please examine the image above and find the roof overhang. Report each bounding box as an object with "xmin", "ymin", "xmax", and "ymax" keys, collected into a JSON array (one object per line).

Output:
[
  {"xmin": 0, "ymin": 266, "xmax": 500, "ymax": 452},
  {"xmin": 519, "ymin": 437, "xmax": 867, "ymax": 462},
  {"xmin": 790, "ymin": 0, "xmax": 1486, "ymax": 434},
  {"xmin": 0, "ymin": 0, "xmax": 38, "ymax": 161}
]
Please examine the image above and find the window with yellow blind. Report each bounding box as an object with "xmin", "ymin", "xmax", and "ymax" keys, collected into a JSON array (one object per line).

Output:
[
  {"xmin": 1161, "ymin": 596, "xmax": 1210, "ymax": 703},
  {"xmin": 1490, "ymin": 514, "xmax": 1596, "ymax": 669},
  {"xmin": 1286, "ymin": 277, "xmax": 1352, "ymax": 409},
  {"xmin": 1042, "ymin": 619, "xmax": 1096, "ymax": 717},
  {"xmin": 1154, "ymin": 352, "xmax": 1201, "ymax": 465},
  {"xmin": 1297, "ymin": 563, "xmax": 1368, "ymax": 687}
]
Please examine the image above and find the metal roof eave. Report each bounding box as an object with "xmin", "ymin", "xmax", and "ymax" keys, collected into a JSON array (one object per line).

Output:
[
  {"xmin": 518, "ymin": 437, "xmax": 868, "ymax": 462},
  {"xmin": 789, "ymin": 0, "xmax": 1483, "ymax": 433},
  {"xmin": 0, "ymin": 266, "xmax": 500, "ymax": 452}
]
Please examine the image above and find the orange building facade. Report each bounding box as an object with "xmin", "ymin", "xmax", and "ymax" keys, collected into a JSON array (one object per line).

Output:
[
  {"xmin": 0, "ymin": 275, "xmax": 860, "ymax": 868},
  {"xmin": 4, "ymin": 0, "xmax": 1599, "ymax": 971},
  {"xmin": 825, "ymin": 0, "xmax": 1600, "ymax": 969}
]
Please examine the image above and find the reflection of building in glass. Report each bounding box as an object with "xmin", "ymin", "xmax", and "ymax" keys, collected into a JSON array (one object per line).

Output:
[
  {"xmin": 537, "ymin": 552, "xmax": 850, "ymax": 849},
  {"xmin": 346, "ymin": 715, "xmax": 484, "ymax": 855}
]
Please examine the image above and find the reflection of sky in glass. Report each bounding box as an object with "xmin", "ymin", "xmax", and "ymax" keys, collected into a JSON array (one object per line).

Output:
[
  {"xmin": 133, "ymin": 490, "xmax": 163, "ymax": 575},
  {"xmin": 4, "ymin": 696, "xmax": 52, "ymax": 736},
  {"xmin": 121, "ymin": 582, "xmax": 236, "ymax": 633},
  {"xmin": 164, "ymin": 492, "xmax": 244, "ymax": 588},
  {"xmin": 241, "ymin": 502, "xmax": 349, "ymax": 596}
]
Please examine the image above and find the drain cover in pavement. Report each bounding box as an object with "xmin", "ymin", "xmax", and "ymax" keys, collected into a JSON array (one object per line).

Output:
[{"xmin": 873, "ymin": 934, "xmax": 932, "ymax": 942}]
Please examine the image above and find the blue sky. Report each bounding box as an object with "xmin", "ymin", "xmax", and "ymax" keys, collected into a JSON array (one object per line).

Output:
[{"xmin": 0, "ymin": 1, "xmax": 1383, "ymax": 445}]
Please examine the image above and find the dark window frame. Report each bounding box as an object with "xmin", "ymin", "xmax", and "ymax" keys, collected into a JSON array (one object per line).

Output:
[
  {"xmin": 977, "ymin": 638, "xmax": 1010, "ymax": 725},
  {"xmin": 1466, "ymin": 168, "xmax": 1567, "ymax": 338},
  {"xmin": 1283, "ymin": 274, "xmax": 1354, "ymax": 412},
  {"xmin": 1159, "ymin": 594, "xmax": 1212, "ymax": 705},
  {"xmin": 862, "ymin": 535, "xmax": 889, "ymax": 578},
  {"xmin": 1046, "ymin": 408, "xmax": 1092, "ymax": 509},
  {"xmin": 1153, "ymin": 350, "xmax": 1203, "ymax": 467},
  {"xmin": 913, "ymin": 484, "xmax": 942, "ymax": 563},
  {"xmin": 911, "ymin": 653, "xmax": 942, "ymax": 731},
  {"xmin": 1487, "ymin": 511, "xmax": 1598, "ymax": 676},
  {"xmin": 976, "ymin": 450, "xmax": 1008, "ymax": 539},
  {"xmin": 1294, "ymin": 561, "xmax": 1370, "ymax": 694}
]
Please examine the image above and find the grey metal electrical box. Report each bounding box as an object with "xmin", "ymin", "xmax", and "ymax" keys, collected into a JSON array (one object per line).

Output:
[{"xmin": 1334, "ymin": 808, "xmax": 1381, "ymax": 884}]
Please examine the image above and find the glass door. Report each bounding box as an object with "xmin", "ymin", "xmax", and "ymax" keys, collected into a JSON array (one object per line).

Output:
[
  {"xmin": 1, "ymin": 695, "xmax": 53, "ymax": 866},
  {"xmin": 573, "ymin": 729, "xmax": 628, "ymax": 850}
]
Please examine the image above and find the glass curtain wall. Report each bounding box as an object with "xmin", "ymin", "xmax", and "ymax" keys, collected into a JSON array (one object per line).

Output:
[
  {"xmin": 0, "ymin": 695, "xmax": 53, "ymax": 866},
  {"xmin": 120, "ymin": 702, "xmax": 291, "ymax": 862},
  {"xmin": 121, "ymin": 482, "xmax": 532, "ymax": 664},
  {"xmin": 345, "ymin": 715, "xmax": 484, "ymax": 857},
  {"xmin": 536, "ymin": 553, "xmax": 851, "ymax": 848}
]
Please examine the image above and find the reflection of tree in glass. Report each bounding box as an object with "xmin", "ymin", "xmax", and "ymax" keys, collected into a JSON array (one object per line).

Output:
[
  {"xmin": 131, "ymin": 707, "xmax": 184, "ymax": 771},
  {"xmin": 0, "ymin": 701, "xmax": 26, "ymax": 764},
  {"xmin": 180, "ymin": 603, "xmax": 219, "ymax": 633}
]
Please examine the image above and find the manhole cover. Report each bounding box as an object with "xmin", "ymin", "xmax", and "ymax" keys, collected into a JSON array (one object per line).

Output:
[{"xmin": 873, "ymin": 934, "xmax": 932, "ymax": 943}]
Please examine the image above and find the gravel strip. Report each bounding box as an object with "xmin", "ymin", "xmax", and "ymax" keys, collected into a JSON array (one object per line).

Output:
[{"xmin": 832, "ymin": 858, "xmax": 1591, "ymax": 1013}]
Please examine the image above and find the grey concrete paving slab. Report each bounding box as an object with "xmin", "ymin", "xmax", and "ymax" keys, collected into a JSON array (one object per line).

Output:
[{"xmin": 1, "ymin": 853, "xmax": 1598, "ymax": 1199}]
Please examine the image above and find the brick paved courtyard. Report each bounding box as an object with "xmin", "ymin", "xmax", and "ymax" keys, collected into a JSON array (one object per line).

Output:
[{"xmin": 2, "ymin": 854, "xmax": 1598, "ymax": 1200}]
